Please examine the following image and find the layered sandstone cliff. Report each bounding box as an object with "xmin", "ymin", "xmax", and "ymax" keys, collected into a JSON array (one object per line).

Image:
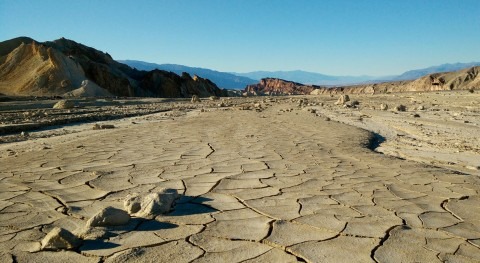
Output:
[{"xmin": 0, "ymin": 37, "xmax": 227, "ymax": 98}]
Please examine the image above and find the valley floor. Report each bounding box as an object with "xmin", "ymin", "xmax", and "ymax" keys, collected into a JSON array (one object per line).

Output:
[{"xmin": 0, "ymin": 92, "xmax": 479, "ymax": 262}]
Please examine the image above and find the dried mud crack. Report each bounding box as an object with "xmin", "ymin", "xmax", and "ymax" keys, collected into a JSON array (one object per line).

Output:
[{"xmin": 1, "ymin": 94, "xmax": 480, "ymax": 262}]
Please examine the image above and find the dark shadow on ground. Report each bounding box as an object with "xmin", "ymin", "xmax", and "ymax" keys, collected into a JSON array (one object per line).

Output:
[
  {"xmin": 367, "ymin": 132, "xmax": 386, "ymax": 151},
  {"xmin": 79, "ymin": 240, "xmax": 120, "ymax": 252},
  {"xmin": 166, "ymin": 196, "xmax": 217, "ymax": 216}
]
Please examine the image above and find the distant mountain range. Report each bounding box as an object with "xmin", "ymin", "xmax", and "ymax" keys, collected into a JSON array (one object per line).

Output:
[
  {"xmin": 118, "ymin": 60, "xmax": 257, "ymax": 89},
  {"xmin": 120, "ymin": 60, "xmax": 480, "ymax": 89},
  {"xmin": 233, "ymin": 70, "xmax": 389, "ymax": 86},
  {"xmin": 392, "ymin": 62, "xmax": 480, "ymax": 81},
  {"xmin": 235, "ymin": 62, "xmax": 480, "ymax": 85}
]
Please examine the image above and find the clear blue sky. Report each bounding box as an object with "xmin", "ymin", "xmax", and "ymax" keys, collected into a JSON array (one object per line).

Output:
[{"xmin": 1, "ymin": 0, "xmax": 479, "ymax": 76}]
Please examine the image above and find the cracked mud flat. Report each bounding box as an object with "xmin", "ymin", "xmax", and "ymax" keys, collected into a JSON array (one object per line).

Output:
[
  {"xmin": 1, "ymin": 93, "xmax": 480, "ymax": 262},
  {"xmin": 313, "ymin": 92, "xmax": 480, "ymax": 175}
]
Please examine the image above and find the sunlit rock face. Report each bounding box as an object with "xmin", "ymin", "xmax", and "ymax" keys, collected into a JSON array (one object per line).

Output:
[{"xmin": 0, "ymin": 37, "xmax": 227, "ymax": 98}]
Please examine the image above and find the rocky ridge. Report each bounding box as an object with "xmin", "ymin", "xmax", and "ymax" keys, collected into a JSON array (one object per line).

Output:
[
  {"xmin": 326, "ymin": 66, "xmax": 480, "ymax": 94},
  {"xmin": 0, "ymin": 37, "xmax": 227, "ymax": 98},
  {"xmin": 245, "ymin": 66, "xmax": 479, "ymax": 96}
]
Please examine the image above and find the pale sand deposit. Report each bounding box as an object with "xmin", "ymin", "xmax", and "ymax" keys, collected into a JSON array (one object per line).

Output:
[{"xmin": 0, "ymin": 92, "xmax": 479, "ymax": 262}]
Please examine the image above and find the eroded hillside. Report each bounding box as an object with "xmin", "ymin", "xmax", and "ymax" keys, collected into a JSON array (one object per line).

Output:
[{"xmin": 0, "ymin": 37, "xmax": 227, "ymax": 98}]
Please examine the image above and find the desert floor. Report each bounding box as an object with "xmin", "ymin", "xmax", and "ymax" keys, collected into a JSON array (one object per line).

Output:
[{"xmin": 0, "ymin": 92, "xmax": 479, "ymax": 262}]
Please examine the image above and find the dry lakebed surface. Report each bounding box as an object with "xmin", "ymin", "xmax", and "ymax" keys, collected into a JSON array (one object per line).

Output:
[{"xmin": 0, "ymin": 91, "xmax": 479, "ymax": 262}]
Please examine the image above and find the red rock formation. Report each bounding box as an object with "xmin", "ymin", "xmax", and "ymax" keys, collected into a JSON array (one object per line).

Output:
[{"xmin": 245, "ymin": 78, "xmax": 320, "ymax": 95}]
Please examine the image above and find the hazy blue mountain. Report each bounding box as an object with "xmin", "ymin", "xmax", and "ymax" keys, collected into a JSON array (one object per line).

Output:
[
  {"xmin": 234, "ymin": 62, "xmax": 480, "ymax": 85},
  {"xmin": 393, "ymin": 62, "xmax": 480, "ymax": 81},
  {"xmin": 118, "ymin": 60, "xmax": 257, "ymax": 89},
  {"xmin": 233, "ymin": 70, "xmax": 386, "ymax": 86},
  {"xmin": 120, "ymin": 60, "xmax": 480, "ymax": 88}
]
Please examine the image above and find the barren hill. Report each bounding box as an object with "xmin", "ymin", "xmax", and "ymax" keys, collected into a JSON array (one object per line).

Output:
[
  {"xmin": 245, "ymin": 66, "xmax": 479, "ymax": 96},
  {"xmin": 0, "ymin": 37, "xmax": 227, "ymax": 98}
]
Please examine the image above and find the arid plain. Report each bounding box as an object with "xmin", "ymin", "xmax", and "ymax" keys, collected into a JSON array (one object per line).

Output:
[{"xmin": 0, "ymin": 91, "xmax": 479, "ymax": 262}]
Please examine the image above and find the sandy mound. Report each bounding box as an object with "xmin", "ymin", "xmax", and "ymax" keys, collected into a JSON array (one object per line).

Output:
[{"xmin": 63, "ymin": 80, "xmax": 113, "ymax": 97}]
